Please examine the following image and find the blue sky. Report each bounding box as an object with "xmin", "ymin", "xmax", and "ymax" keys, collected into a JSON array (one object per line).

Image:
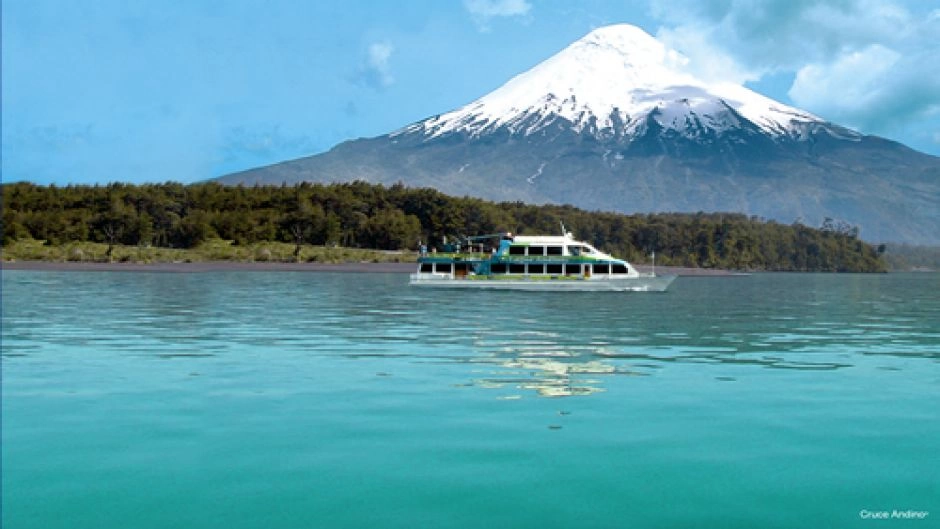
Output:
[{"xmin": 3, "ymin": 0, "xmax": 939, "ymax": 185}]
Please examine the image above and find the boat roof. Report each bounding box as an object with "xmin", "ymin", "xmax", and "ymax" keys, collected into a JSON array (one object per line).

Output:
[{"xmin": 513, "ymin": 234, "xmax": 584, "ymax": 244}]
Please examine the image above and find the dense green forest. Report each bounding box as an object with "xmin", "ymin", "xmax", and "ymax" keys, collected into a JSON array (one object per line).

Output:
[{"xmin": 1, "ymin": 181, "xmax": 886, "ymax": 271}]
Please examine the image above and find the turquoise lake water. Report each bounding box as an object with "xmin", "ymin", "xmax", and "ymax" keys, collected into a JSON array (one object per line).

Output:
[{"xmin": 2, "ymin": 271, "xmax": 938, "ymax": 528}]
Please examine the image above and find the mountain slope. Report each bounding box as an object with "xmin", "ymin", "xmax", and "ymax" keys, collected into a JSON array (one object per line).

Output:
[{"xmin": 218, "ymin": 24, "xmax": 940, "ymax": 244}]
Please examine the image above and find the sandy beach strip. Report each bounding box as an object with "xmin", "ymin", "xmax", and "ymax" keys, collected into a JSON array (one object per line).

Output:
[{"xmin": 1, "ymin": 260, "xmax": 742, "ymax": 276}]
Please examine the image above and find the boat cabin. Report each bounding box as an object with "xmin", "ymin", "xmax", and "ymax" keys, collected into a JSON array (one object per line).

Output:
[{"xmin": 417, "ymin": 231, "xmax": 639, "ymax": 279}]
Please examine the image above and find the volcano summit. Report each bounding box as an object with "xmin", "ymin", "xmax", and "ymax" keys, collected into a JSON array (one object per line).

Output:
[{"xmin": 219, "ymin": 24, "xmax": 940, "ymax": 244}]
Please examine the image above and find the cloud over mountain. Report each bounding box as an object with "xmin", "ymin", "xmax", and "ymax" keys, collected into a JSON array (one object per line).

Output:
[
  {"xmin": 464, "ymin": 0, "xmax": 532, "ymax": 31},
  {"xmin": 648, "ymin": 0, "xmax": 940, "ymax": 139}
]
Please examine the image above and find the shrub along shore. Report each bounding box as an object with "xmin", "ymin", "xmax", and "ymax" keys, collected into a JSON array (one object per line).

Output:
[
  {"xmin": 1, "ymin": 238, "xmax": 415, "ymax": 265},
  {"xmin": 2, "ymin": 181, "xmax": 887, "ymax": 272}
]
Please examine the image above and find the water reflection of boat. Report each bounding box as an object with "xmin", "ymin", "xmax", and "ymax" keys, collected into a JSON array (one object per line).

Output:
[
  {"xmin": 500, "ymin": 358, "xmax": 616, "ymax": 397},
  {"xmin": 410, "ymin": 229, "xmax": 675, "ymax": 291},
  {"xmin": 469, "ymin": 344, "xmax": 636, "ymax": 398}
]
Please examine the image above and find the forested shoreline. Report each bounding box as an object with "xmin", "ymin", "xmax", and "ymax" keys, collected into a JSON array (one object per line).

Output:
[{"xmin": 1, "ymin": 181, "xmax": 886, "ymax": 272}]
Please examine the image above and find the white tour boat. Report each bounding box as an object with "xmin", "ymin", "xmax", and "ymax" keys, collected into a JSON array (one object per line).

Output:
[{"xmin": 409, "ymin": 230, "xmax": 675, "ymax": 291}]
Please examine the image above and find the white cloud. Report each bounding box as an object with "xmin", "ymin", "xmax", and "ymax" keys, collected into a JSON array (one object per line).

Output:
[
  {"xmin": 367, "ymin": 42, "xmax": 394, "ymax": 87},
  {"xmin": 465, "ymin": 0, "xmax": 531, "ymax": 18},
  {"xmin": 785, "ymin": 7, "xmax": 940, "ymax": 131},
  {"xmin": 655, "ymin": 25, "xmax": 761, "ymax": 85},
  {"xmin": 352, "ymin": 41, "xmax": 394, "ymax": 90},
  {"xmin": 464, "ymin": 0, "xmax": 532, "ymax": 31},
  {"xmin": 789, "ymin": 45, "xmax": 901, "ymax": 117}
]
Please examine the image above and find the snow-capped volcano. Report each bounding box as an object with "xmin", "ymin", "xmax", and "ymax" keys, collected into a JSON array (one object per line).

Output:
[
  {"xmin": 403, "ymin": 24, "xmax": 839, "ymax": 142},
  {"xmin": 219, "ymin": 24, "xmax": 940, "ymax": 245}
]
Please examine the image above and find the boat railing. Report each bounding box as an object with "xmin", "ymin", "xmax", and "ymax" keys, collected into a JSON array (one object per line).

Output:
[
  {"xmin": 420, "ymin": 252, "xmax": 491, "ymax": 260},
  {"xmin": 500, "ymin": 255, "xmax": 594, "ymax": 262}
]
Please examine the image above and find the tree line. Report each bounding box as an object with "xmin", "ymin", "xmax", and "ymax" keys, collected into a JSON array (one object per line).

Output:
[{"xmin": 1, "ymin": 181, "xmax": 886, "ymax": 271}]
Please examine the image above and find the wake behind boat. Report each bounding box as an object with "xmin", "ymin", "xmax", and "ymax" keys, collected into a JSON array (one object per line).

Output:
[{"xmin": 410, "ymin": 229, "xmax": 675, "ymax": 291}]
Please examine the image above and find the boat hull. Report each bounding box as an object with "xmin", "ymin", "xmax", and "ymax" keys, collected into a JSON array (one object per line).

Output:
[{"xmin": 409, "ymin": 274, "xmax": 676, "ymax": 292}]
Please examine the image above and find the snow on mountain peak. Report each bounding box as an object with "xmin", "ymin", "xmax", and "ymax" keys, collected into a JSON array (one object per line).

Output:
[
  {"xmin": 575, "ymin": 23, "xmax": 690, "ymax": 74},
  {"xmin": 404, "ymin": 24, "xmax": 832, "ymax": 141}
]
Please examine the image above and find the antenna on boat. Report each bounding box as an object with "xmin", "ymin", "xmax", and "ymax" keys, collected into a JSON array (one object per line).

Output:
[
  {"xmin": 560, "ymin": 221, "xmax": 566, "ymax": 237},
  {"xmin": 651, "ymin": 250, "xmax": 656, "ymax": 276}
]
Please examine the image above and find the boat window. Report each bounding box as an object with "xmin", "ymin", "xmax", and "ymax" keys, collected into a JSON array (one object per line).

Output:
[
  {"xmin": 594, "ymin": 264, "xmax": 609, "ymax": 274},
  {"xmin": 567, "ymin": 246, "xmax": 581, "ymax": 256},
  {"xmin": 528, "ymin": 264, "xmax": 545, "ymax": 274},
  {"xmin": 527, "ymin": 245, "xmax": 545, "ymax": 256},
  {"xmin": 547, "ymin": 246, "xmax": 563, "ymax": 255},
  {"xmin": 509, "ymin": 264, "xmax": 526, "ymax": 274},
  {"xmin": 436, "ymin": 263, "xmax": 452, "ymax": 273},
  {"xmin": 611, "ymin": 264, "xmax": 628, "ymax": 274},
  {"xmin": 546, "ymin": 264, "xmax": 563, "ymax": 274},
  {"xmin": 509, "ymin": 245, "xmax": 526, "ymax": 256},
  {"xmin": 491, "ymin": 263, "xmax": 507, "ymax": 274},
  {"xmin": 565, "ymin": 264, "xmax": 580, "ymax": 275},
  {"xmin": 420, "ymin": 263, "xmax": 433, "ymax": 273}
]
